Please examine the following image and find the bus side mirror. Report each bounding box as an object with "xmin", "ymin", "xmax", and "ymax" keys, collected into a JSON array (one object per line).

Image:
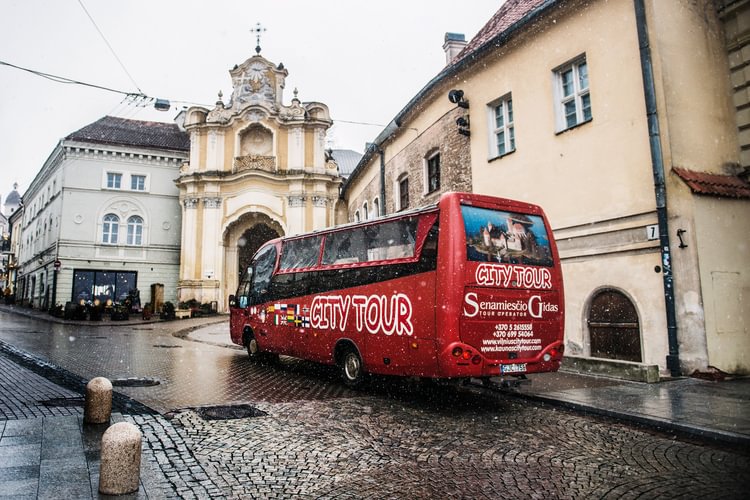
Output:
[{"xmin": 228, "ymin": 295, "xmax": 236, "ymax": 308}]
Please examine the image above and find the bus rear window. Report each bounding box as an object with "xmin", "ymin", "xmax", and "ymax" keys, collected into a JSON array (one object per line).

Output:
[
  {"xmin": 322, "ymin": 218, "xmax": 419, "ymax": 265},
  {"xmin": 462, "ymin": 205, "xmax": 553, "ymax": 266}
]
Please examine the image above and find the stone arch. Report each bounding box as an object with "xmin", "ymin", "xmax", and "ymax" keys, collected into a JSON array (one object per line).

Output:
[
  {"xmin": 585, "ymin": 287, "xmax": 643, "ymax": 362},
  {"xmin": 222, "ymin": 212, "xmax": 284, "ymax": 302}
]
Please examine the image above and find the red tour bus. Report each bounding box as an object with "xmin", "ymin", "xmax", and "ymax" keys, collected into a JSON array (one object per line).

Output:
[{"xmin": 229, "ymin": 192, "xmax": 564, "ymax": 386}]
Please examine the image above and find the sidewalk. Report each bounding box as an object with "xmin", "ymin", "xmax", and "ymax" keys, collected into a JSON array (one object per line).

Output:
[{"xmin": 183, "ymin": 321, "xmax": 750, "ymax": 446}]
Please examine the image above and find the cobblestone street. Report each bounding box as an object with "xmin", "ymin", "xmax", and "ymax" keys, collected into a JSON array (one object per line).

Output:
[{"xmin": 1, "ymin": 310, "xmax": 749, "ymax": 498}]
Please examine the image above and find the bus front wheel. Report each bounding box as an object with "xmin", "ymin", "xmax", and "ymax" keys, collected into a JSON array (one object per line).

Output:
[{"xmin": 340, "ymin": 348, "xmax": 365, "ymax": 387}]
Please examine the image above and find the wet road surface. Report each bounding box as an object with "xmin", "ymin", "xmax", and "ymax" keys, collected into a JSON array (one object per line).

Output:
[{"xmin": 1, "ymin": 310, "xmax": 749, "ymax": 498}]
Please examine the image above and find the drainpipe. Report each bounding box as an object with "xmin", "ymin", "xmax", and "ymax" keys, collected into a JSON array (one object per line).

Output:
[
  {"xmin": 379, "ymin": 149, "xmax": 386, "ymax": 216},
  {"xmin": 634, "ymin": 0, "xmax": 680, "ymax": 376}
]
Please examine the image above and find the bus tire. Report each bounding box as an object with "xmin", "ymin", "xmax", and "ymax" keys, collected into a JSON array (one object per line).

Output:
[
  {"xmin": 244, "ymin": 329, "xmax": 261, "ymax": 361},
  {"xmin": 340, "ymin": 348, "xmax": 365, "ymax": 387}
]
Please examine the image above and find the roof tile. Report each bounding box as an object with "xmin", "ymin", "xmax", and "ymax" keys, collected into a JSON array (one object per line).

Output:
[
  {"xmin": 673, "ymin": 167, "xmax": 750, "ymax": 199},
  {"xmin": 66, "ymin": 116, "xmax": 189, "ymax": 152}
]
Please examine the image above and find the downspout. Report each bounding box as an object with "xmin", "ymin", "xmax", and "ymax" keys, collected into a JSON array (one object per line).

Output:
[
  {"xmin": 379, "ymin": 149, "xmax": 386, "ymax": 216},
  {"xmin": 634, "ymin": 0, "xmax": 680, "ymax": 376}
]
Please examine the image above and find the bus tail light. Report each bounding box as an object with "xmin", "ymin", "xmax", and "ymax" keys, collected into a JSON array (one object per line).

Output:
[
  {"xmin": 471, "ymin": 355, "xmax": 481, "ymax": 365},
  {"xmin": 543, "ymin": 353, "xmax": 552, "ymax": 362},
  {"xmin": 452, "ymin": 347, "xmax": 463, "ymax": 357},
  {"xmin": 462, "ymin": 351, "xmax": 471, "ymax": 360}
]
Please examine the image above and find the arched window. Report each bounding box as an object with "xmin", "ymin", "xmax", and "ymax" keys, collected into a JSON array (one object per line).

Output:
[
  {"xmin": 102, "ymin": 214, "xmax": 119, "ymax": 244},
  {"xmin": 127, "ymin": 215, "xmax": 144, "ymax": 246},
  {"xmin": 354, "ymin": 210, "xmax": 361, "ymax": 222},
  {"xmin": 363, "ymin": 201, "xmax": 369, "ymax": 220},
  {"xmin": 373, "ymin": 198, "xmax": 380, "ymax": 218}
]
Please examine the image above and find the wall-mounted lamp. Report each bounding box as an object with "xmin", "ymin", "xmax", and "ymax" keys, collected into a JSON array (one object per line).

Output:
[
  {"xmin": 449, "ymin": 90, "xmax": 471, "ymax": 137},
  {"xmin": 448, "ymin": 89, "xmax": 469, "ymax": 109},
  {"xmin": 456, "ymin": 116, "xmax": 470, "ymax": 137},
  {"xmin": 676, "ymin": 229, "xmax": 688, "ymax": 248}
]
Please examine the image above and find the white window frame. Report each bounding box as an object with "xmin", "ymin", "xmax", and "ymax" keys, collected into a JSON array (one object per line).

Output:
[
  {"xmin": 126, "ymin": 215, "xmax": 144, "ymax": 246},
  {"xmin": 553, "ymin": 56, "xmax": 591, "ymax": 132},
  {"xmin": 422, "ymin": 150, "xmax": 441, "ymax": 195},
  {"xmin": 487, "ymin": 93, "xmax": 515, "ymax": 159},
  {"xmin": 102, "ymin": 214, "xmax": 119, "ymax": 244},
  {"xmin": 106, "ymin": 172, "xmax": 123, "ymax": 189},
  {"xmin": 130, "ymin": 174, "xmax": 147, "ymax": 191}
]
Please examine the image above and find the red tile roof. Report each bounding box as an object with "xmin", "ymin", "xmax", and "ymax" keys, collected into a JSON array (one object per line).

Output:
[
  {"xmin": 452, "ymin": 0, "xmax": 550, "ymax": 66},
  {"xmin": 66, "ymin": 116, "xmax": 189, "ymax": 152},
  {"xmin": 673, "ymin": 167, "xmax": 750, "ymax": 199}
]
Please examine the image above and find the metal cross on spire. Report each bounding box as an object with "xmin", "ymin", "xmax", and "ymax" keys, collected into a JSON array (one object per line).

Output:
[{"xmin": 251, "ymin": 22, "xmax": 266, "ymax": 54}]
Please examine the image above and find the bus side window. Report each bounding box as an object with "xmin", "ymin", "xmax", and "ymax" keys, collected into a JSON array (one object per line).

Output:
[
  {"xmin": 323, "ymin": 230, "xmax": 366, "ymax": 265},
  {"xmin": 250, "ymin": 245, "xmax": 277, "ymax": 305},
  {"xmin": 419, "ymin": 222, "xmax": 439, "ymax": 268}
]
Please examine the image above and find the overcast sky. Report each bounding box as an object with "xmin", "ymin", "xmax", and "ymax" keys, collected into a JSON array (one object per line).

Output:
[{"xmin": 0, "ymin": 0, "xmax": 502, "ymax": 202}]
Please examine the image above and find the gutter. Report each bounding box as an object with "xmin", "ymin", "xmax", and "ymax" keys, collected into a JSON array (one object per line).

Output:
[{"xmin": 634, "ymin": 0, "xmax": 681, "ymax": 376}]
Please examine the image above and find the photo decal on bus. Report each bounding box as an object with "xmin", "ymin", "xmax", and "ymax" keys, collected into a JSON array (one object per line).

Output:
[{"xmin": 462, "ymin": 205, "xmax": 553, "ymax": 266}]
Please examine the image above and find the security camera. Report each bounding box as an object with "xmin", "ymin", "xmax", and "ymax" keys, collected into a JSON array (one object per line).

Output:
[{"xmin": 448, "ymin": 89, "xmax": 464, "ymax": 104}]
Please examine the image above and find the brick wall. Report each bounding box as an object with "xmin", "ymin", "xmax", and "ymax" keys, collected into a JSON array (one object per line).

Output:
[{"xmin": 348, "ymin": 107, "xmax": 472, "ymax": 219}]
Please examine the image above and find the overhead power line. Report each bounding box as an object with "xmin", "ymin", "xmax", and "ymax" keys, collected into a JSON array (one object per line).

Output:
[
  {"xmin": 0, "ymin": 60, "xmax": 210, "ymax": 110},
  {"xmin": 77, "ymin": 0, "xmax": 143, "ymax": 94}
]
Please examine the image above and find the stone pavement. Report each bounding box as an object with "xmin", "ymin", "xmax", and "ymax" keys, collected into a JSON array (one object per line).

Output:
[
  {"xmin": 1, "ymin": 303, "xmax": 749, "ymax": 498},
  {"xmin": 187, "ymin": 319, "xmax": 750, "ymax": 447}
]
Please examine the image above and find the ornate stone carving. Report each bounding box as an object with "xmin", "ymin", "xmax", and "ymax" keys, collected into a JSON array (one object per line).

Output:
[
  {"xmin": 312, "ymin": 195, "xmax": 329, "ymax": 207},
  {"xmin": 288, "ymin": 194, "xmax": 306, "ymax": 207},
  {"xmin": 183, "ymin": 197, "xmax": 200, "ymax": 209},
  {"xmin": 203, "ymin": 197, "xmax": 222, "ymax": 209}
]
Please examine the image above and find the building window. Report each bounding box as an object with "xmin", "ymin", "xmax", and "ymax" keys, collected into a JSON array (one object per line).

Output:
[
  {"xmin": 398, "ymin": 176, "xmax": 409, "ymax": 211},
  {"xmin": 354, "ymin": 210, "xmax": 361, "ymax": 222},
  {"xmin": 425, "ymin": 152, "xmax": 441, "ymax": 194},
  {"xmin": 372, "ymin": 197, "xmax": 380, "ymax": 218},
  {"xmin": 363, "ymin": 201, "xmax": 369, "ymax": 221},
  {"xmin": 489, "ymin": 95, "xmax": 515, "ymax": 158},
  {"xmin": 102, "ymin": 214, "xmax": 119, "ymax": 244},
  {"xmin": 107, "ymin": 172, "xmax": 122, "ymax": 189},
  {"xmin": 127, "ymin": 215, "xmax": 143, "ymax": 246},
  {"xmin": 131, "ymin": 175, "xmax": 146, "ymax": 191},
  {"xmin": 555, "ymin": 57, "xmax": 591, "ymax": 131}
]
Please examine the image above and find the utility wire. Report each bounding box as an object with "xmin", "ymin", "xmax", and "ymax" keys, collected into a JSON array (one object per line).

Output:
[
  {"xmin": 0, "ymin": 59, "xmax": 139, "ymax": 97},
  {"xmin": 0, "ymin": 60, "xmax": 211, "ymax": 108},
  {"xmin": 77, "ymin": 0, "xmax": 143, "ymax": 94}
]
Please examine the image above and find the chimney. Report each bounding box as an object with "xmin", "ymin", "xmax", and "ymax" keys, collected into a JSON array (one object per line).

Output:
[{"xmin": 443, "ymin": 32, "xmax": 467, "ymax": 65}]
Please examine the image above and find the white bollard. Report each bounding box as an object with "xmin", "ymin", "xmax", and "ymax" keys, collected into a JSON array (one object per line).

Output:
[
  {"xmin": 84, "ymin": 377, "xmax": 112, "ymax": 424},
  {"xmin": 99, "ymin": 422, "xmax": 142, "ymax": 495}
]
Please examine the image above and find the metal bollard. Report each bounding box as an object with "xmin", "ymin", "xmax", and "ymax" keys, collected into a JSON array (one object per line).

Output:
[
  {"xmin": 99, "ymin": 422, "xmax": 142, "ymax": 495},
  {"xmin": 84, "ymin": 377, "xmax": 113, "ymax": 424}
]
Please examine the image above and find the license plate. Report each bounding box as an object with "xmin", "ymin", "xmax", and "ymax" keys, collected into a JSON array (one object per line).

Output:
[{"xmin": 501, "ymin": 363, "xmax": 527, "ymax": 374}]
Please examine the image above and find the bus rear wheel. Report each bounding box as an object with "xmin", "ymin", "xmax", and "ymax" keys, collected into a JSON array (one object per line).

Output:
[{"xmin": 340, "ymin": 348, "xmax": 365, "ymax": 387}]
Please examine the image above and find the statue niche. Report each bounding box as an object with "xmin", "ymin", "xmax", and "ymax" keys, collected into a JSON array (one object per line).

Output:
[{"xmin": 236, "ymin": 124, "xmax": 275, "ymax": 173}]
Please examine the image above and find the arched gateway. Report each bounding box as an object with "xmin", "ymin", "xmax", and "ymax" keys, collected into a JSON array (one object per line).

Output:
[{"xmin": 175, "ymin": 48, "xmax": 343, "ymax": 311}]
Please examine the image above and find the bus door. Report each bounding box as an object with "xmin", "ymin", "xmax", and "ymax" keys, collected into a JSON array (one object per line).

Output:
[{"xmin": 248, "ymin": 243, "xmax": 294, "ymax": 355}]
